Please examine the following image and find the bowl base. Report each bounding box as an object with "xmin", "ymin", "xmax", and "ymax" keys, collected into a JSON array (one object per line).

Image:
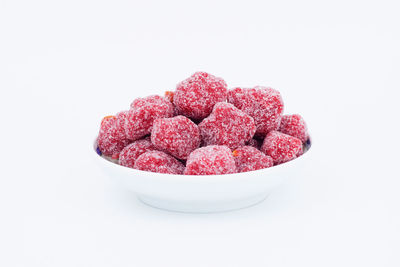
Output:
[{"xmin": 138, "ymin": 193, "xmax": 268, "ymax": 213}]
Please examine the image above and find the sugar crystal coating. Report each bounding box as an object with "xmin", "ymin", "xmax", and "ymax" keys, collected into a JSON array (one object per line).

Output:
[
  {"xmin": 97, "ymin": 113, "xmax": 130, "ymax": 157},
  {"xmin": 184, "ymin": 145, "xmax": 237, "ymax": 175},
  {"xmin": 130, "ymin": 95, "xmax": 169, "ymax": 110},
  {"xmin": 279, "ymin": 114, "xmax": 309, "ymax": 143},
  {"xmin": 151, "ymin": 116, "xmax": 201, "ymax": 159},
  {"xmin": 125, "ymin": 95, "xmax": 174, "ymax": 140},
  {"xmin": 134, "ymin": 151, "xmax": 185, "ymax": 174},
  {"xmin": 232, "ymin": 146, "xmax": 273, "ymax": 172},
  {"xmin": 119, "ymin": 138, "xmax": 156, "ymax": 168},
  {"xmin": 174, "ymin": 72, "xmax": 228, "ymax": 120},
  {"xmin": 228, "ymin": 86, "xmax": 284, "ymax": 137},
  {"xmin": 114, "ymin": 111, "xmax": 129, "ymax": 140},
  {"xmin": 261, "ymin": 131, "xmax": 303, "ymax": 164},
  {"xmin": 198, "ymin": 102, "xmax": 256, "ymax": 150}
]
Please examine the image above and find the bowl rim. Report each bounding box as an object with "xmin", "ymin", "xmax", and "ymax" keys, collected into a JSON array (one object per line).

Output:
[{"xmin": 93, "ymin": 136, "xmax": 312, "ymax": 182}]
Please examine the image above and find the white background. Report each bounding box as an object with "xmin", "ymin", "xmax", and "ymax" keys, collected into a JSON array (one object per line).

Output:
[{"xmin": 1, "ymin": 0, "xmax": 400, "ymax": 266}]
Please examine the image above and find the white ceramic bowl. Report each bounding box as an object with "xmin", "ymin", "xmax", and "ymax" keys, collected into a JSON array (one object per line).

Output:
[{"xmin": 93, "ymin": 139, "xmax": 312, "ymax": 213}]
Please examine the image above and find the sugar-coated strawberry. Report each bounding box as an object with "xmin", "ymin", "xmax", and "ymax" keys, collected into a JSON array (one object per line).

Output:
[
  {"xmin": 232, "ymin": 146, "xmax": 273, "ymax": 172},
  {"xmin": 119, "ymin": 138, "xmax": 156, "ymax": 168},
  {"xmin": 261, "ymin": 131, "xmax": 303, "ymax": 164},
  {"xmin": 134, "ymin": 151, "xmax": 185, "ymax": 174},
  {"xmin": 228, "ymin": 86, "xmax": 284, "ymax": 137},
  {"xmin": 97, "ymin": 113, "xmax": 130, "ymax": 157},
  {"xmin": 151, "ymin": 116, "xmax": 200, "ymax": 160},
  {"xmin": 184, "ymin": 145, "xmax": 237, "ymax": 175},
  {"xmin": 174, "ymin": 72, "xmax": 228, "ymax": 120},
  {"xmin": 125, "ymin": 95, "xmax": 174, "ymax": 140},
  {"xmin": 279, "ymin": 114, "xmax": 309, "ymax": 143},
  {"xmin": 198, "ymin": 102, "xmax": 256, "ymax": 150},
  {"xmin": 97, "ymin": 72, "xmax": 311, "ymax": 176}
]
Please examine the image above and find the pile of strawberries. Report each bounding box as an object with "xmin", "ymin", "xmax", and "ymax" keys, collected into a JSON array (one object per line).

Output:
[{"xmin": 96, "ymin": 72, "xmax": 309, "ymax": 175}]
